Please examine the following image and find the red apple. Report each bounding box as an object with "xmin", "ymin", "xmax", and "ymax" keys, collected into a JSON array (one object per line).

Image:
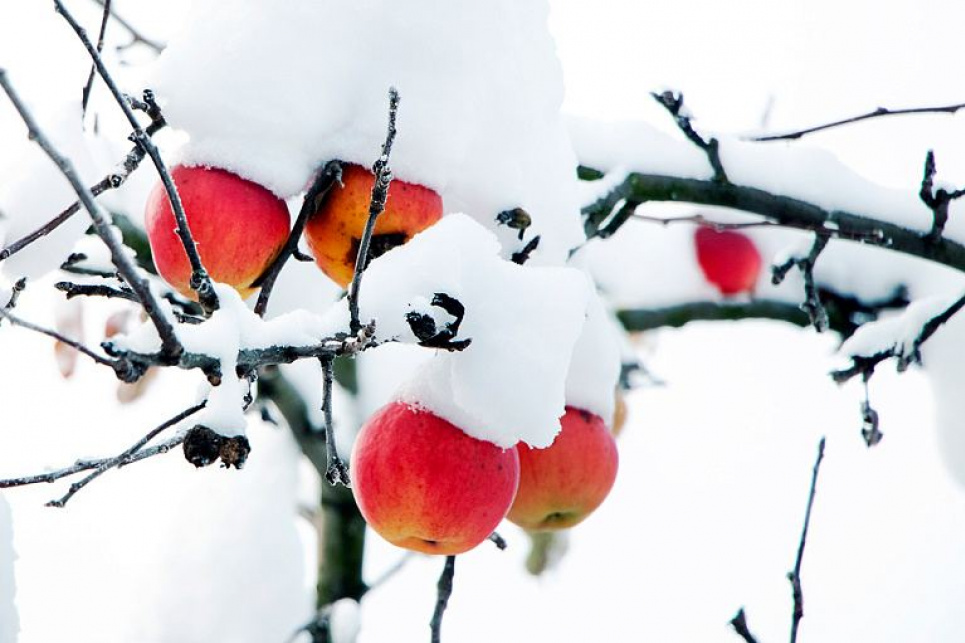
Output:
[
  {"xmin": 304, "ymin": 163, "xmax": 442, "ymax": 288},
  {"xmin": 693, "ymin": 225, "xmax": 762, "ymax": 296},
  {"xmin": 507, "ymin": 407, "xmax": 618, "ymax": 532},
  {"xmin": 144, "ymin": 165, "xmax": 291, "ymax": 299},
  {"xmin": 350, "ymin": 401, "xmax": 520, "ymax": 555}
]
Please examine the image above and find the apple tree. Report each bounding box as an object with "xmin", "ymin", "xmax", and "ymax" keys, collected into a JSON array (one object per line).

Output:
[{"xmin": 0, "ymin": 1, "xmax": 964, "ymax": 642}]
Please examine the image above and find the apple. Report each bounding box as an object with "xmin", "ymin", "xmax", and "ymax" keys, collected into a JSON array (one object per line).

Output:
[
  {"xmin": 507, "ymin": 406, "xmax": 618, "ymax": 532},
  {"xmin": 693, "ymin": 225, "xmax": 762, "ymax": 296},
  {"xmin": 144, "ymin": 165, "xmax": 291, "ymax": 299},
  {"xmin": 350, "ymin": 401, "xmax": 520, "ymax": 555},
  {"xmin": 613, "ymin": 388, "xmax": 628, "ymax": 437},
  {"xmin": 304, "ymin": 163, "xmax": 442, "ymax": 287}
]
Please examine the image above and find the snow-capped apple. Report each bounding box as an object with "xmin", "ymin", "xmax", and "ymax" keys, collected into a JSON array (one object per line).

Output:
[
  {"xmin": 144, "ymin": 165, "xmax": 291, "ymax": 299},
  {"xmin": 350, "ymin": 401, "xmax": 520, "ymax": 555},
  {"xmin": 507, "ymin": 406, "xmax": 618, "ymax": 532},
  {"xmin": 304, "ymin": 163, "xmax": 442, "ymax": 287},
  {"xmin": 693, "ymin": 225, "xmax": 762, "ymax": 296}
]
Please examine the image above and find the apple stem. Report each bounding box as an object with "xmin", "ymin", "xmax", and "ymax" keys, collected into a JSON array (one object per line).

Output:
[
  {"xmin": 348, "ymin": 87, "xmax": 400, "ymax": 335},
  {"xmin": 253, "ymin": 160, "xmax": 342, "ymax": 317},
  {"xmin": 53, "ymin": 0, "xmax": 220, "ymax": 315},
  {"xmin": 430, "ymin": 555, "xmax": 457, "ymax": 643},
  {"xmin": 0, "ymin": 69, "xmax": 184, "ymax": 363}
]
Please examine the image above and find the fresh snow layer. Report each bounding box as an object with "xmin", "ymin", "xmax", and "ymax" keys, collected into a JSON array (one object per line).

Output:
[
  {"xmin": 564, "ymin": 283, "xmax": 621, "ymax": 425},
  {"xmin": 338, "ymin": 214, "xmax": 591, "ymax": 448},
  {"xmin": 151, "ymin": 0, "xmax": 585, "ymax": 264},
  {"xmin": 0, "ymin": 494, "xmax": 17, "ymax": 643},
  {"xmin": 840, "ymin": 294, "xmax": 962, "ymax": 361}
]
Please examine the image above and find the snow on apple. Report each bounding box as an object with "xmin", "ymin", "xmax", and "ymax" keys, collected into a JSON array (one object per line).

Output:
[{"xmin": 150, "ymin": 0, "xmax": 584, "ymax": 263}]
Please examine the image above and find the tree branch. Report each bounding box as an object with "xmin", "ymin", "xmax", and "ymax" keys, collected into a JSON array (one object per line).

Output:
[
  {"xmin": 749, "ymin": 102, "xmax": 965, "ymax": 142},
  {"xmin": 729, "ymin": 608, "xmax": 760, "ymax": 643},
  {"xmin": 789, "ymin": 437, "xmax": 826, "ymax": 643},
  {"xmin": 652, "ymin": 91, "xmax": 728, "ymax": 184},
  {"xmin": 88, "ymin": 0, "xmax": 164, "ymax": 53},
  {"xmin": 348, "ymin": 87, "xmax": 399, "ymax": 334},
  {"xmin": 80, "ymin": 0, "xmax": 111, "ymax": 115},
  {"xmin": 430, "ymin": 555, "xmax": 456, "ymax": 643}
]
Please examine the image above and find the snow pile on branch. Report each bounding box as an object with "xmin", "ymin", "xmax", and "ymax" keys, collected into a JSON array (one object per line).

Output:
[
  {"xmin": 839, "ymin": 294, "xmax": 961, "ymax": 361},
  {"xmin": 0, "ymin": 494, "xmax": 17, "ymax": 643},
  {"xmin": 338, "ymin": 214, "xmax": 594, "ymax": 448},
  {"xmin": 152, "ymin": 0, "xmax": 583, "ymax": 263}
]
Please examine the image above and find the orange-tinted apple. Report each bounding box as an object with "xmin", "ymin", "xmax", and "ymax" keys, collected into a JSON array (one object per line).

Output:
[
  {"xmin": 350, "ymin": 401, "xmax": 520, "ymax": 555},
  {"xmin": 693, "ymin": 225, "xmax": 762, "ymax": 296},
  {"xmin": 507, "ymin": 406, "xmax": 618, "ymax": 532},
  {"xmin": 612, "ymin": 389, "xmax": 628, "ymax": 438},
  {"xmin": 144, "ymin": 165, "xmax": 291, "ymax": 299},
  {"xmin": 304, "ymin": 163, "xmax": 442, "ymax": 287}
]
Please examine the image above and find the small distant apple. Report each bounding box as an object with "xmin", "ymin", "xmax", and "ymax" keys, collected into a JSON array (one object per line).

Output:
[
  {"xmin": 350, "ymin": 401, "xmax": 520, "ymax": 555},
  {"xmin": 507, "ymin": 406, "xmax": 619, "ymax": 532},
  {"xmin": 144, "ymin": 165, "xmax": 291, "ymax": 299},
  {"xmin": 693, "ymin": 225, "xmax": 762, "ymax": 296},
  {"xmin": 304, "ymin": 163, "xmax": 442, "ymax": 288}
]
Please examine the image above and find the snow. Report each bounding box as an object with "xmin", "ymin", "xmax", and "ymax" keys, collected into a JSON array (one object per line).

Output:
[
  {"xmin": 563, "ymin": 283, "xmax": 621, "ymax": 425},
  {"xmin": 328, "ymin": 598, "xmax": 362, "ymax": 643},
  {"xmin": 839, "ymin": 294, "xmax": 962, "ymax": 361},
  {"xmin": 0, "ymin": 494, "xmax": 17, "ymax": 643},
  {"xmin": 151, "ymin": 0, "xmax": 585, "ymax": 264}
]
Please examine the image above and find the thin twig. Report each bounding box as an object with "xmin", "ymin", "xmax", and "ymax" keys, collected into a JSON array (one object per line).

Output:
[
  {"xmin": 80, "ymin": 0, "xmax": 111, "ymax": 116},
  {"xmin": 55, "ymin": 281, "xmax": 137, "ymax": 302},
  {"xmin": 749, "ymin": 102, "xmax": 965, "ymax": 142},
  {"xmin": 53, "ymin": 0, "xmax": 218, "ymax": 313},
  {"xmin": 729, "ymin": 608, "xmax": 760, "ymax": 643},
  {"xmin": 88, "ymin": 0, "xmax": 164, "ymax": 53},
  {"xmin": 1, "ymin": 278, "xmax": 27, "ymax": 318},
  {"xmin": 320, "ymin": 357, "xmax": 349, "ymax": 486},
  {"xmin": 0, "ymin": 306, "xmax": 114, "ymax": 367},
  {"xmin": 430, "ymin": 555, "xmax": 456, "ymax": 643},
  {"xmin": 788, "ymin": 437, "xmax": 826, "ymax": 643},
  {"xmin": 254, "ymin": 161, "xmax": 342, "ymax": 317},
  {"xmin": 652, "ymin": 91, "xmax": 728, "ymax": 183},
  {"xmin": 46, "ymin": 402, "xmax": 205, "ymax": 507},
  {"xmin": 919, "ymin": 150, "xmax": 965, "ymax": 243},
  {"xmin": 772, "ymin": 233, "xmax": 831, "ymax": 332},
  {"xmin": 348, "ymin": 87, "xmax": 399, "ymax": 334},
  {"xmin": 0, "ymin": 68, "xmax": 183, "ymax": 362}
]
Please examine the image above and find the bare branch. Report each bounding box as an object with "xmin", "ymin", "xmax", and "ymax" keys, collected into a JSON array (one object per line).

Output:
[
  {"xmin": 321, "ymin": 357, "xmax": 350, "ymax": 487},
  {"xmin": 254, "ymin": 161, "xmax": 342, "ymax": 317},
  {"xmin": 53, "ymin": 0, "xmax": 219, "ymax": 313},
  {"xmin": 1, "ymin": 278, "xmax": 27, "ymax": 318},
  {"xmin": 788, "ymin": 437, "xmax": 826, "ymax": 643},
  {"xmin": 80, "ymin": 0, "xmax": 111, "ymax": 115},
  {"xmin": 348, "ymin": 87, "xmax": 400, "ymax": 334},
  {"xmin": 0, "ymin": 69, "xmax": 183, "ymax": 361},
  {"xmin": 88, "ymin": 0, "xmax": 164, "ymax": 53},
  {"xmin": 772, "ymin": 233, "xmax": 831, "ymax": 332},
  {"xmin": 0, "ymin": 306, "xmax": 114, "ymax": 367},
  {"xmin": 919, "ymin": 150, "xmax": 965, "ymax": 243},
  {"xmin": 46, "ymin": 402, "xmax": 205, "ymax": 507},
  {"xmin": 749, "ymin": 102, "xmax": 965, "ymax": 142},
  {"xmin": 55, "ymin": 281, "xmax": 137, "ymax": 302},
  {"xmin": 430, "ymin": 555, "xmax": 456, "ymax": 643},
  {"xmin": 729, "ymin": 608, "xmax": 760, "ymax": 643}
]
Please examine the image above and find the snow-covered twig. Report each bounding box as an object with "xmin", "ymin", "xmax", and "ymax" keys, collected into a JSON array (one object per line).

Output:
[
  {"xmin": 254, "ymin": 160, "xmax": 342, "ymax": 317},
  {"xmin": 88, "ymin": 0, "xmax": 164, "ymax": 53},
  {"xmin": 0, "ymin": 69, "xmax": 183, "ymax": 361},
  {"xmin": 348, "ymin": 87, "xmax": 400, "ymax": 334},
  {"xmin": 919, "ymin": 150, "xmax": 965, "ymax": 243},
  {"xmin": 749, "ymin": 101, "xmax": 965, "ymax": 142},
  {"xmin": 54, "ymin": 0, "xmax": 219, "ymax": 313},
  {"xmin": 772, "ymin": 233, "xmax": 831, "ymax": 332},
  {"xmin": 729, "ymin": 608, "xmax": 760, "ymax": 643},
  {"xmin": 430, "ymin": 555, "xmax": 457, "ymax": 643},
  {"xmin": 788, "ymin": 437, "xmax": 826, "ymax": 643},
  {"xmin": 652, "ymin": 90, "xmax": 728, "ymax": 184}
]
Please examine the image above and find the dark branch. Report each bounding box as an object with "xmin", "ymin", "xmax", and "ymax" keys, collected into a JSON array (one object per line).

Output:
[
  {"xmin": 54, "ymin": 0, "xmax": 219, "ymax": 313},
  {"xmin": 582, "ymin": 172, "xmax": 965, "ymax": 275},
  {"xmin": 1, "ymin": 278, "xmax": 27, "ymax": 317},
  {"xmin": 254, "ymin": 161, "xmax": 342, "ymax": 317},
  {"xmin": 652, "ymin": 91, "xmax": 728, "ymax": 184},
  {"xmin": 55, "ymin": 281, "xmax": 137, "ymax": 302},
  {"xmin": 772, "ymin": 233, "xmax": 831, "ymax": 331},
  {"xmin": 430, "ymin": 555, "xmax": 456, "ymax": 643},
  {"xmin": 348, "ymin": 87, "xmax": 399, "ymax": 334},
  {"xmin": 749, "ymin": 102, "xmax": 965, "ymax": 142},
  {"xmin": 919, "ymin": 150, "xmax": 965, "ymax": 243},
  {"xmin": 729, "ymin": 608, "xmax": 760, "ymax": 643},
  {"xmin": 80, "ymin": 0, "xmax": 111, "ymax": 115},
  {"xmin": 0, "ymin": 306, "xmax": 115, "ymax": 367},
  {"xmin": 788, "ymin": 437, "xmax": 826, "ymax": 643},
  {"xmin": 46, "ymin": 403, "xmax": 205, "ymax": 507},
  {"xmin": 321, "ymin": 357, "xmax": 350, "ymax": 487},
  {"xmin": 0, "ymin": 68, "xmax": 183, "ymax": 362},
  {"xmin": 89, "ymin": 0, "xmax": 164, "ymax": 53}
]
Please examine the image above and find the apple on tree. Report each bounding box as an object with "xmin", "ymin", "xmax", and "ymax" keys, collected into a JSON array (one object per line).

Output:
[
  {"xmin": 350, "ymin": 400, "xmax": 520, "ymax": 556},
  {"xmin": 304, "ymin": 163, "xmax": 443, "ymax": 288},
  {"xmin": 693, "ymin": 225, "xmax": 762, "ymax": 296},
  {"xmin": 507, "ymin": 406, "xmax": 619, "ymax": 532},
  {"xmin": 144, "ymin": 165, "xmax": 292, "ymax": 299}
]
